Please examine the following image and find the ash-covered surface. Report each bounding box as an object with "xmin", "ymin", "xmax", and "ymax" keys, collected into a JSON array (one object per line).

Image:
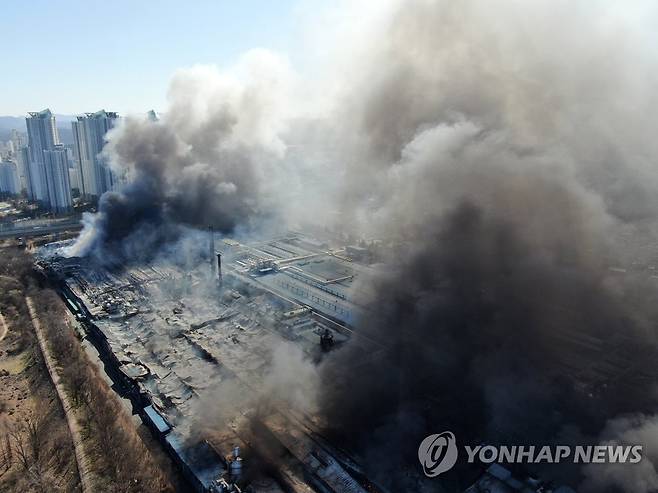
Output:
[{"xmin": 37, "ymin": 233, "xmax": 389, "ymax": 493}]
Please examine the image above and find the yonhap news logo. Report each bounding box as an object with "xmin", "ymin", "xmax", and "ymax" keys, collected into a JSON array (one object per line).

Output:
[
  {"xmin": 417, "ymin": 431, "xmax": 459, "ymax": 477},
  {"xmin": 418, "ymin": 431, "xmax": 643, "ymax": 477}
]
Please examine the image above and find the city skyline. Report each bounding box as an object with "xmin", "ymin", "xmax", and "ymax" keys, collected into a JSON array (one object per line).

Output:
[{"xmin": 0, "ymin": 107, "xmax": 124, "ymax": 214}]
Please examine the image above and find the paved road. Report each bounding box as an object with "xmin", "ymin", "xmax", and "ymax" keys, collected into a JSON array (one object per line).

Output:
[
  {"xmin": 0, "ymin": 277, "xmax": 19, "ymax": 343},
  {"xmin": 0, "ymin": 311, "xmax": 7, "ymax": 343},
  {"xmin": 0, "ymin": 220, "xmax": 82, "ymax": 240},
  {"xmin": 26, "ymin": 297, "xmax": 93, "ymax": 493}
]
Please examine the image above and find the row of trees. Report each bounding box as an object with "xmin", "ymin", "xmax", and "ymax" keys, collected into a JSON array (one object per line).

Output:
[
  {"xmin": 36, "ymin": 288, "xmax": 174, "ymax": 493},
  {"xmin": 0, "ymin": 250, "xmax": 81, "ymax": 492},
  {"xmin": 1, "ymin": 410, "xmax": 79, "ymax": 492},
  {"xmin": 0, "ymin": 247, "xmax": 174, "ymax": 492}
]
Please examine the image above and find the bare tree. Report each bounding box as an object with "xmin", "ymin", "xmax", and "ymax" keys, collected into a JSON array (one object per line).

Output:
[
  {"xmin": 9, "ymin": 428, "xmax": 29, "ymax": 472},
  {"xmin": 0, "ymin": 433, "xmax": 12, "ymax": 472}
]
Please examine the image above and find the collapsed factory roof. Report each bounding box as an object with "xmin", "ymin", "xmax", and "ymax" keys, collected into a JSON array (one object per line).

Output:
[{"xmin": 36, "ymin": 232, "xmax": 388, "ymax": 492}]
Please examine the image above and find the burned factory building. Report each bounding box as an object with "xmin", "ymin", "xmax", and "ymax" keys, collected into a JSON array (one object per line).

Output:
[
  {"xmin": 34, "ymin": 215, "xmax": 658, "ymax": 493},
  {"xmin": 37, "ymin": 232, "xmax": 391, "ymax": 493}
]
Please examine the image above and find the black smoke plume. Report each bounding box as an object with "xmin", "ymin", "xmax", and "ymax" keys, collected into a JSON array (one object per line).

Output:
[
  {"xmin": 69, "ymin": 54, "xmax": 293, "ymax": 263},
  {"xmin": 312, "ymin": 1, "xmax": 658, "ymax": 491},
  {"xmin": 320, "ymin": 178, "xmax": 658, "ymax": 490}
]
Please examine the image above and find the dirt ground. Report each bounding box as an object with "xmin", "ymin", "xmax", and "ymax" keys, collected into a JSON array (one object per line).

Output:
[
  {"xmin": 0, "ymin": 309, "xmax": 35, "ymax": 437},
  {"xmin": 0, "ymin": 273, "xmax": 81, "ymax": 492},
  {"xmin": 0, "ymin": 244, "xmax": 187, "ymax": 492}
]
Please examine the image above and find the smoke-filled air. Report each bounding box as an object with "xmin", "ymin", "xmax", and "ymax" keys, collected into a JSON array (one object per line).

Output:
[
  {"xmin": 68, "ymin": 50, "xmax": 295, "ymax": 262},
  {"xmin": 65, "ymin": 1, "xmax": 658, "ymax": 491}
]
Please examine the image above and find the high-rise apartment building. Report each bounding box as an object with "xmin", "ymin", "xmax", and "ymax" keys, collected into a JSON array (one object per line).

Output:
[
  {"xmin": 72, "ymin": 110, "xmax": 119, "ymax": 199},
  {"xmin": 10, "ymin": 128, "xmax": 27, "ymax": 150},
  {"xmin": 16, "ymin": 146, "xmax": 31, "ymax": 196},
  {"xmin": 43, "ymin": 146, "xmax": 72, "ymax": 213},
  {"xmin": 26, "ymin": 108, "xmax": 60, "ymax": 202},
  {"xmin": 0, "ymin": 160, "xmax": 20, "ymax": 195}
]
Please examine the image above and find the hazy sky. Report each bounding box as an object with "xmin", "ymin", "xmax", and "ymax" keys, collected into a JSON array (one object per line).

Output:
[{"xmin": 1, "ymin": 0, "xmax": 326, "ymax": 116}]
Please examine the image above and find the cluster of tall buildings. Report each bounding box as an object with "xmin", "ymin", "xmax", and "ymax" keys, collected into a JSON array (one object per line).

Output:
[
  {"xmin": 0, "ymin": 161, "xmax": 20, "ymax": 196},
  {"xmin": 0, "ymin": 108, "xmax": 121, "ymax": 214},
  {"xmin": 0, "ymin": 129, "xmax": 26, "ymax": 197}
]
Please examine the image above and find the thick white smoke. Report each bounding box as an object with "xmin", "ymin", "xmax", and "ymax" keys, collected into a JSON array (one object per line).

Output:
[
  {"xmin": 67, "ymin": 1, "xmax": 658, "ymax": 489},
  {"xmin": 582, "ymin": 414, "xmax": 658, "ymax": 493},
  {"xmin": 67, "ymin": 50, "xmax": 300, "ymax": 261}
]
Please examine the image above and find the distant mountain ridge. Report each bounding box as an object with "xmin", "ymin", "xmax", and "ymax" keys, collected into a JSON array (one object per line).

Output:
[{"xmin": 0, "ymin": 114, "xmax": 76, "ymax": 145}]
